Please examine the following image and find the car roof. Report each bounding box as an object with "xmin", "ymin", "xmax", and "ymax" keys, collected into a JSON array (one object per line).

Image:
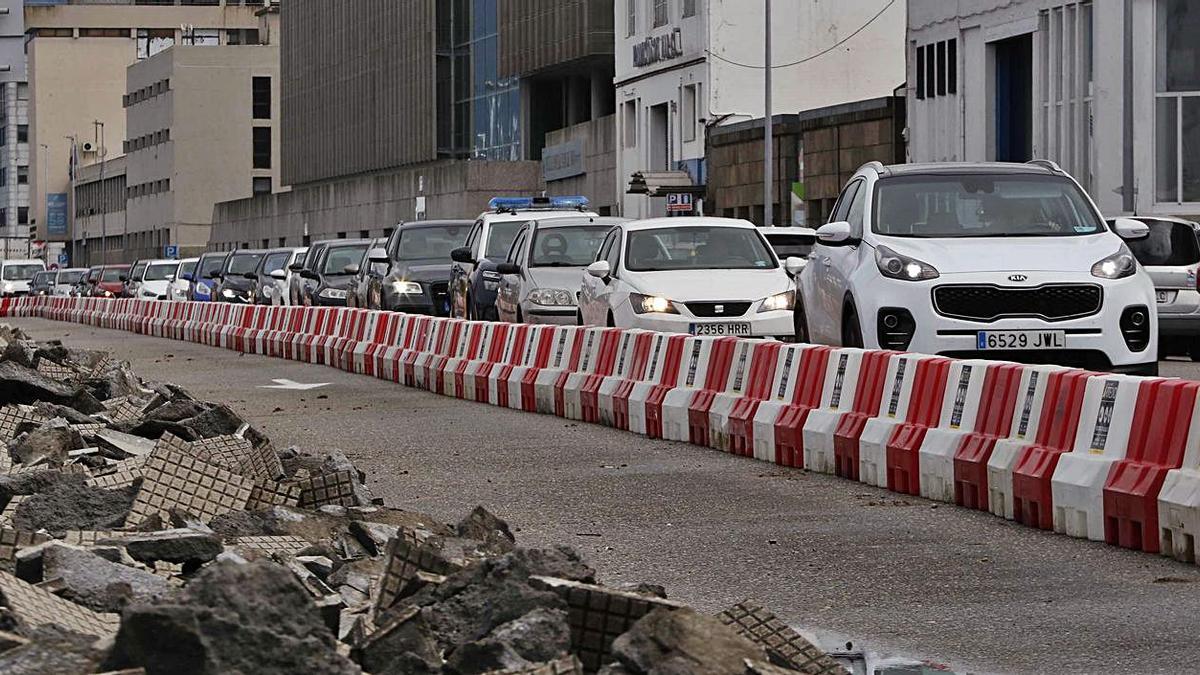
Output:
[
  {"xmin": 1, "ymin": 259, "xmax": 44, "ymax": 264},
  {"xmin": 761, "ymin": 227, "xmax": 817, "ymax": 236},
  {"xmin": 145, "ymin": 259, "xmax": 179, "ymax": 265},
  {"xmin": 400, "ymin": 219, "xmax": 473, "ymax": 230},
  {"xmin": 622, "ymin": 216, "xmax": 759, "ymax": 232},
  {"xmin": 482, "ymin": 210, "xmax": 600, "ymax": 225},
  {"xmin": 177, "ymin": 258, "xmax": 199, "ymax": 264},
  {"xmin": 59, "ymin": 268, "xmax": 88, "ymax": 272},
  {"xmin": 229, "ymin": 249, "xmax": 268, "ymax": 255},
  {"xmin": 875, "ymin": 161, "xmax": 1062, "ymax": 178},
  {"xmin": 324, "ymin": 238, "xmax": 373, "ymax": 248},
  {"xmin": 534, "ymin": 216, "xmax": 629, "ymax": 229},
  {"xmin": 98, "ymin": 264, "xmax": 128, "ymax": 270},
  {"xmin": 1110, "ymin": 215, "xmax": 1199, "ymax": 227}
]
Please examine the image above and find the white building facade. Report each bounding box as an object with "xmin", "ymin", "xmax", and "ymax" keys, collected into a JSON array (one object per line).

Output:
[
  {"xmin": 907, "ymin": 0, "xmax": 1200, "ymax": 219},
  {"xmin": 614, "ymin": 0, "xmax": 906, "ymax": 220}
]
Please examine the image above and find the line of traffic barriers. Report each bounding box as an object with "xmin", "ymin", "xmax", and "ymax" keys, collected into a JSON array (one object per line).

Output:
[{"xmin": 6, "ymin": 295, "xmax": 1200, "ymax": 564}]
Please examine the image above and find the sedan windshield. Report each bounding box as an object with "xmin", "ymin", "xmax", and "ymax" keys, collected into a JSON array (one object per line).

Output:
[
  {"xmin": 3, "ymin": 264, "xmax": 44, "ymax": 281},
  {"xmin": 199, "ymin": 256, "xmax": 226, "ymax": 278},
  {"xmin": 101, "ymin": 269, "xmax": 125, "ymax": 282},
  {"xmin": 625, "ymin": 226, "xmax": 777, "ymax": 272},
  {"xmin": 144, "ymin": 263, "xmax": 178, "ymax": 282},
  {"xmin": 873, "ymin": 174, "xmax": 1104, "ymax": 238},
  {"xmin": 228, "ymin": 254, "xmax": 264, "ymax": 276},
  {"xmin": 530, "ymin": 226, "xmax": 610, "ymax": 267},
  {"xmin": 396, "ymin": 225, "xmax": 468, "ymax": 261},
  {"xmin": 322, "ymin": 245, "xmax": 368, "ymax": 275},
  {"xmin": 33, "ymin": 272, "xmax": 53, "ymax": 286},
  {"xmin": 60, "ymin": 270, "xmax": 85, "ymax": 284},
  {"xmin": 178, "ymin": 261, "xmax": 197, "ymax": 279},
  {"xmin": 485, "ymin": 222, "xmax": 524, "ymax": 259}
]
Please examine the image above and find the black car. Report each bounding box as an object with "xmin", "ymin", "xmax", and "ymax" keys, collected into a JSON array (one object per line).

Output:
[
  {"xmin": 29, "ymin": 271, "xmax": 54, "ymax": 297},
  {"xmin": 290, "ymin": 241, "xmax": 333, "ymax": 305},
  {"xmin": 355, "ymin": 221, "xmax": 469, "ymax": 314},
  {"xmin": 213, "ymin": 249, "xmax": 267, "ymax": 304},
  {"xmin": 300, "ymin": 239, "xmax": 374, "ymax": 307}
]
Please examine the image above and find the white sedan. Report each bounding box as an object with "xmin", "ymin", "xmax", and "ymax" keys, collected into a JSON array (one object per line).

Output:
[{"xmin": 578, "ymin": 217, "xmax": 801, "ymax": 338}]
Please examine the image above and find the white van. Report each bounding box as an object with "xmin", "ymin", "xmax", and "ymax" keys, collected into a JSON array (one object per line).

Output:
[{"xmin": 0, "ymin": 259, "xmax": 47, "ymax": 297}]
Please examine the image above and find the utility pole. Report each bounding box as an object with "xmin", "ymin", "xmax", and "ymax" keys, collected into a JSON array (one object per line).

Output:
[
  {"xmin": 38, "ymin": 143, "xmax": 47, "ymax": 261},
  {"xmin": 763, "ymin": 0, "xmax": 773, "ymax": 227},
  {"xmin": 93, "ymin": 120, "xmax": 105, "ymax": 264},
  {"xmin": 64, "ymin": 135, "xmax": 78, "ymax": 265}
]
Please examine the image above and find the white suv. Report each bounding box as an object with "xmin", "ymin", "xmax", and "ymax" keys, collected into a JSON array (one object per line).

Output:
[{"xmin": 795, "ymin": 161, "xmax": 1158, "ymax": 375}]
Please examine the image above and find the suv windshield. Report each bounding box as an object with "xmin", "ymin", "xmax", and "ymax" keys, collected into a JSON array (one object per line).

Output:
[
  {"xmin": 144, "ymin": 263, "xmax": 177, "ymax": 282},
  {"xmin": 873, "ymin": 174, "xmax": 1104, "ymax": 238},
  {"xmin": 625, "ymin": 226, "xmax": 777, "ymax": 272},
  {"xmin": 228, "ymin": 254, "xmax": 264, "ymax": 276},
  {"xmin": 178, "ymin": 261, "xmax": 197, "ymax": 279},
  {"xmin": 199, "ymin": 255, "xmax": 226, "ymax": 278},
  {"xmin": 530, "ymin": 226, "xmax": 610, "ymax": 267},
  {"xmin": 396, "ymin": 225, "xmax": 468, "ymax": 261},
  {"xmin": 322, "ymin": 245, "xmax": 368, "ymax": 275},
  {"xmin": 1125, "ymin": 219, "xmax": 1200, "ymax": 266},
  {"xmin": 60, "ymin": 270, "xmax": 85, "ymax": 284},
  {"xmin": 485, "ymin": 222, "xmax": 524, "ymax": 259},
  {"xmin": 3, "ymin": 264, "xmax": 43, "ymax": 281}
]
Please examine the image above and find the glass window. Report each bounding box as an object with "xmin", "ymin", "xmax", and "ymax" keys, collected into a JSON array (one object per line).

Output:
[
  {"xmin": 17, "ymin": 207, "xmax": 27, "ymax": 225},
  {"xmin": 226, "ymin": 253, "xmax": 264, "ymax": 276},
  {"xmin": 653, "ymin": 0, "xmax": 668, "ymax": 27},
  {"xmin": 252, "ymin": 176, "xmax": 272, "ymax": 194},
  {"xmin": 623, "ymin": 100, "xmax": 637, "ymax": 148},
  {"xmin": 252, "ymin": 76, "xmax": 271, "ymax": 119},
  {"xmin": 1126, "ymin": 219, "xmax": 1200, "ymax": 266},
  {"xmin": 484, "ymin": 221, "xmax": 524, "ymax": 259},
  {"xmin": 137, "ymin": 29, "xmax": 174, "ymax": 59},
  {"xmin": 625, "ymin": 226, "xmax": 777, "ymax": 272},
  {"xmin": 1157, "ymin": 0, "xmax": 1200, "ymax": 92},
  {"xmin": 2, "ymin": 264, "xmax": 43, "ymax": 281},
  {"xmin": 262, "ymin": 252, "xmax": 290, "ymax": 274},
  {"xmin": 252, "ymin": 127, "xmax": 271, "ymax": 169},
  {"xmin": 627, "ymin": 0, "xmax": 637, "ymax": 36},
  {"xmin": 507, "ymin": 228, "xmax": 527, "ymax": 263},
  {"xmin": 16, "ymin": 125, "xmax": 27, "ymax": 143},
  {"xmin": 682, "ymin": 0, "xmax": 696, "ymax": 18},
  {"xmin": 763, "ymin": 233, "xmax": 815, "ymax": 259},
  {"xmin": 530, "ymin": 226, "xmax": 611, "ymax": 267},
  {"xmin": 198, "ymin": 254, "xmax": 227, "ymax": 278},
  {"xmin": 101, "ymin": 268, "xmax": 125, "ymax": 282},
  {"xmin": 182, "ymin": 28, "xmax": 219, "ymax": 46},
  {"xmin": 605, "ymin": 230, "xmax": 623, "ymax": 270},
  {"xmin": 597, "ymin": 230, "xmax": 617, "ymax": 263},
  {"xmin": 872, "ymin": 175, "xmax": 1104, "ymax": 238},
  {"xmin": 17, "ymin": 166, "xmax": 27, "ymax": 185},
  {"xmin": 831, "ymin": 181, "xmax": 860, "ymax": 223},
  {"xmin": 143, "ymin": 262, "xmax": 177, "ymax": 282},
  {"xmin": 396, "ymin": 224, "xmax": 469, "ymax": 261},
  {"xmin": 178, "ymin": 260, "xmax": 197, "ymax": 279},
  {"xmin": 682, "ymin": 85, "xmax": 697, "ymax": 142},
  {"xmin": 322, "ymin": 245, "xmax": 369, "ymax": 275},
  {"xmin": 59, "ymin": 270, "xmax": 85, "ymax": 284}
]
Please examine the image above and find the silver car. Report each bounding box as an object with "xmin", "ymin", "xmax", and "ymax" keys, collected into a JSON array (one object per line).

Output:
[
  {"xmin": 495, "ymin": 216, "xmax": 626, "ymax": 324},
  {"xmin": 1118, "ymin": 216, "xmax": 1200, "ymax": 360}
]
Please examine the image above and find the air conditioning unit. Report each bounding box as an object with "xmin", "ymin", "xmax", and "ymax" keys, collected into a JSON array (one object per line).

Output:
[{"xmin": 80, "ymin": 141, "xmax": 96, "ymax": 153}]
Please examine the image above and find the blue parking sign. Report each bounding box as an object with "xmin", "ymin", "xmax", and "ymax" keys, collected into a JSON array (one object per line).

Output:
[
  {"xmin": 163, "ymin": 245, "xmax": 179, "ymax": 259},
  {"xmin": 57, "ymin": 253, "xmax": 69, "ymax": 265}
]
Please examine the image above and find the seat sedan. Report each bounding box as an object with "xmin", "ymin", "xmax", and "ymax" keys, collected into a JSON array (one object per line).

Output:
[
  {"xmin": 213, "ymin": 250, "xmax": 266, "ymax": 304},
  {"xmin": 354, "ymin": 222, "xmax": 468, "ymax": 314},
  {"xmin": 496, "ymin": 216, "xmax": 624, "ymax": 324},
  {"xmin": 135, "ymin": 259, "xmax": 181, "ymax": 300},
  {"xmin": 578, "ymin": 217, "xmax": 799, "ymax": 338},
  {"xmin": 168, "ymin": 258, "xmax": 198, "ymax": 301},
  {"xmin": 54, "ymin": 268, "xmax": 88, "ymax": 297}
]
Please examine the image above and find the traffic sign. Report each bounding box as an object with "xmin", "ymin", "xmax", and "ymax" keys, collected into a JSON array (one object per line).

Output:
[
  {"xmin": 57, "ymin": 253, "xmax": 69, "ymax": 266},
  {"xmin": 666, "ymin": 193, "xmax": 694, "ymax": 214},
  {"xmin": 163, "ymin": 245, "xmax": 179, "ymax": 259}
]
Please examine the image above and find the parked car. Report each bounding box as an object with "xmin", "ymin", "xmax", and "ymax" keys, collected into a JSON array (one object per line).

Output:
[
  {"xmin": 130, "ymin": 259, "xmax": 180, "ymax": 300},
  {"xmin": 299, "ymin": 239, "xmax": 374, "ymax": 307},
  {"xmin": 91, "ymin": 265, "xmax": 129, "ymax": 298},
  {"xmin": 1117, "ymin": 216, "xmax": 1200, "ymax": 360},
  {"xmin": 578, "ymin": 217, "xmax": 797, "ymax": 339},
  {"xmin": 54, "ymin": 268, "xmax": 88, "ymax": 296},
  {"xmin": 346, "ymin": 243, "xmax": 394, "ymax": 309},
  {"xmin": 29, "ymin": 271, "xmax": 54, "ymax": 297},
  {"xmin": 496, "ymin": 216, "xmax": 624, "ymax": 324},
  {"xmin": 168, "ymin": 258, "xmax": 199, "ymax": 301},
  {"xmin": 795, "ymin": 160, "xmax": 1157, "ymax": 375},
  {"xmin": 451, "ymin": 196, "xmax": 596, "ymax": 321},
  {"xmin": 77, "ymin": 267, "xmax": 103, "ymax": 297},
  {"xmin": 352, "ymin": 221, "xmax": 470, "ymax": 314},
  {"xmin": 190, "ymin": 252, "xmax": 229, "ymax": 302},
  {"xmin": 254, "ymin": 247, "xmax": 306, "ymax": 305},
  {"xmin": 290, "ymin": 241, "xmax": 332, "ymax": 305},
  {"xmin": 123, "ymin": 259, "xmax": 149, "ymax": 298},
  {"xmin": 0, "ymin": 259, "xmax": 47, "ymax": 297},
  {"xmin": 762, "ymin": 226, "xmax": 817, "ymax": 260},
  {"xmin": 214, "ymin": 249, "xmax": 267, "ymax": 304}
]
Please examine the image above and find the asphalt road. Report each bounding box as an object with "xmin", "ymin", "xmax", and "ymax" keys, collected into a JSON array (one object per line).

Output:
[{"xmin": 9, "ymin": 316, "xmax": 1200, "ymax": 674}]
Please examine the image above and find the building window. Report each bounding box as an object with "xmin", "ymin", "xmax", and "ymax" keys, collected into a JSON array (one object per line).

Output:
[
  {"xmin": 137, "ymin": 28, "xmax": 175, "ymax": 59},
  {"xmin": 252, "ymin": 127, "xmax": 271, "ymax": 169},
  {"xmin": 915, "ymin": 45, "xmax": 925, "ymax": 100},
  {"xmin": 16, "ymin": 125, "xmax": 27, "ymax": 143},
  {"xmin": 0, "ymin": 209, "xmax": 6, "ymax": 226},
  {"xmin": 252, "ymin": 76, "xmax": 271, "ymax": 119},
  {"xmin": 915, "ymin": 39, "xmax": 957, "ymax": 101},
  {"xmin": 682, "ymin": 0, "xmax": 696, "ymax": 18},
  {"xmin": 226, "ymin": 29, "xmax": 260, "ymax": 45},
  {"xmin": 1157, "ymin": 0, "xmax": 1200, "ymax": 202},
  {"xmin": 681, "ymin": 85, "xmax": 697, "ymax": 142},
  {"xmin": 79, "ymin": 28, "xmax": 128, "ymax": 38},
  {"xmin": 623, "ymin": 100, "xmax": 637, "ymax": 148},
  {"xmin": 627, "ymin": 0, "xmax": 637, "ymax": 36},
  {"xmin": 653, "ymin": 0, "xmax": 668, "ymax": 28},
  {"xmin": 252, "ymin": 176, "xmax": 272, "ymax": 194},
  {"xmin": 17, "ymin": 207, "xmax": 27, "ymax": 225},
  {"xmin": 35, "ymin": 28, "xmax": 73, "ymax": 38},
  {"xmin": 181, "ymin": 28, "xmax": 220, "ymax": 46},
  {"xmin": 0, "ymin": 169, "xmax": 6, "ymax": 187},
  {"xmin": 16, "ymin": 166, "xmax": 27, "ymax": 185}
]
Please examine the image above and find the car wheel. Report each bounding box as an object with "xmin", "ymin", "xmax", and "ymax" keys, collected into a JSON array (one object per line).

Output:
[
  {"xmin": 793, "ymin": 299, "xmax": 811, "ymax": 344},
  {"xmin": 607, "ymin": 311, "xmax": 616, "ymax": 328},
  {"xmin": 842, "ymin": 300, "xmax": 864, "ymax": 348},
  {"xmin": 1189, "ymin": 342, "xmax": 1200, "ymax": 363}
]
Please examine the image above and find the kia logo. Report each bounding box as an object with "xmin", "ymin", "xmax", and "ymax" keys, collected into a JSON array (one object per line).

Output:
[{"xmin": 1008, "ymin": 274, "xmax": 1028, "ymax": 282}]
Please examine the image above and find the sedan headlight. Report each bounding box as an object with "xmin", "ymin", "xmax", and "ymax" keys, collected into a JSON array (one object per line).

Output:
[
  {"xmin": 319, "ymin": 288, "xmax": 349, "ymax": 300},
  {"xmin": 1, "ymin": 282, "xmax": 12, "ymax": 294},
  {"xmin": 1091, "ymin": 245, "xmax": 1137, "ymax": 280},
  {"xmin": 196, "ymin": 282, "xmax": 211, "ymax": 295},
  {"xmin": 390, "ymin": 281, "xmax": 424, "ymax": 295},
  {"xmin": 529, "ymin": 288, "xmax": 575, "ymax": 307},
  {"xmin": 875, "ymin": 245, "xmax": 940, "ymax": 281},
  {"xmin": 630, "ymin": 292, "xmax": 679, "ymax": 315},
  {"xmin": 758, "ymin": 290, "xmax": 795, "ymax": 313},
  {"xmin": 100, "ymin": 290, "xmax": 113, "ymax": 298},
  {"xmin": 221, "ymin": 288, "xmax": 239, "ymax": 298}
]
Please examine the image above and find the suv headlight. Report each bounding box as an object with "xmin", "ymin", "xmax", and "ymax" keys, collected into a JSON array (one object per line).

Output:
[
  {"xmin": 1091, "ymin": 245, "xmax": 1137, "ymax": 280},
  {"xmin": 319, "ymin": 288, "xmax": 348, "ymax": 299},
  {"xmin": 758, "ymin": 290, "xmax": 795, "ymax": 313},
  {"xmin": 196, "ymin": 282, "xmax": 211, "ymax": 295},
  {"xmin": 529, "ymin": 288, "xmax": 575, "ymax": 307},
  {"xmin": 875, "ymin": 245, "xmax": 940, "ymax": 281},
  {"xmin": 391, "ymin": 280, "xmax": 424, "ymax": 295},
  {"xmin": 630, "ymin": 292, "xmax": 679, "ymax": 315}
]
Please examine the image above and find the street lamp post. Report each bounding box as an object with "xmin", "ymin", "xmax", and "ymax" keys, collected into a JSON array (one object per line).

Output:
[
  {"xmin": 38, "ymin": 143, "xmax": 47, "ymax": 260},
  {"xmin": 93, "ymin": 120, "xmax": 105, "ymax": 264},
  {"xmin": 763, "ymin": 0, "xmax": 773, "ymax": 227}
]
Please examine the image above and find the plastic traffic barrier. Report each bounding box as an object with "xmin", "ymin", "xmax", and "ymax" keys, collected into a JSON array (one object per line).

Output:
[
  {"xmin": 709, "ymin": 341, "xmax": 783, "ymax": 454},
  {"xmin": 736, "ymin": 344, "xmax": 822, "ymax": 460},
  {"xmin": 504, "ymin": 325, "xmax": 564, "ymax": 412},
  {"xmin": 624, "ymin": 334, "xmax": 688, "ymax": 437},
  {"xmin": 595, "ymin": 330, "xmax": 655, "ymax": 428},
  {"xmin": 803, "ymin": 350, "xmax": 892, "ymax": 477},
  {"xmin": 757, "ymin": 345, "xmax": 833, "ymax": 467},
  {"xmin": 467, "ymin": 323, "xmax": 524, "ymax": 403},
  {"xmin": 915, "ymin": 361, "xmax": 1022, "ymax": 506},
  {"xmin": 532, "ymin": 327, "xmax": 586, "ymax": 416},
  {"xmin": 1050, "ymin": 375, "xmax": 1146, "ymax": 541},
  {"xmin": 659, "ymin": 338, "xmax": 736, "ymax": 443},
  {"xmin": 440, "ymin": 322, "xmax": 489, "ymax": 398},
  {"xmin": 562, "ymin": 328, "xmax": 623, "ymax": 422},
  {"xmin": 460, "ymin": 323, "xmax": 511, "ymax": 402}
]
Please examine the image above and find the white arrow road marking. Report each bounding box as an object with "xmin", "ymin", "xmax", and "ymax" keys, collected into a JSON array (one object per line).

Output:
[{"xmin": 258, "ymin": 379, "xmax": 331, "ymax": 391}]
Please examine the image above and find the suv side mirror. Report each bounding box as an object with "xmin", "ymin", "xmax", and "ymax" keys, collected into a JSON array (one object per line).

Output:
[
  {"xmin": 1112, "ymin": 217, "xmax": 1150, "ymax": 241},
  {"xmin": 288, "ymin": 263, "xmax": 305, "ymax": 272},
  {"xmin": 269, "ymin": 269, "xmax": 287, "ymax": 280},
  {"xmin": 784, "ymin": 256, "xmax": 807, "ymax": 277},
  {"xmin": 586, "ymin": 260, "xmax": 611, "ymax": 280},
  {"xmin": 450, "ymin": 247, "xmax": 475, "ymax": 264},
  {"xmin": 208, "ymin": 271, "xmax": 223, "ymax": 280},
  {"xmin": 496, "ymin": 262, "xmax": 521, "ymax": 276},
  {"xmin": 815, "ymin": 221, "xmax": 857, "ymax": 246},
  {"xmin": 118, "ymin": 274, "xmax": 128, "ymax": 282},
  {"xmin": 343, "ymin": 264, "xmax": 360, "ymax": 275},
  {"xmin": 181, "ymin": 272, "xmax": 194, "ymax": 281},
  {"xmin": 368, "ymin": 248, "xmax": 389, "ymax": 264}
]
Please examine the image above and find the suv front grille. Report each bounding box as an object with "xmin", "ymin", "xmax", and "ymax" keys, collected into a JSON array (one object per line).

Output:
[
  {"xmin": 685, "ymin": 301, "xmax": 752, "ymax": 318},
  {"xmin": 933, "ymin": 284, "xmax": 1102, "ymax": 323}
]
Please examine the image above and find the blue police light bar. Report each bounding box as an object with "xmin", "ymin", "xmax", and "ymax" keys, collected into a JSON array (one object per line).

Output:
[{"xmin": 489, "ymin": 196, "xmax": 590, "ymax": 211}]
